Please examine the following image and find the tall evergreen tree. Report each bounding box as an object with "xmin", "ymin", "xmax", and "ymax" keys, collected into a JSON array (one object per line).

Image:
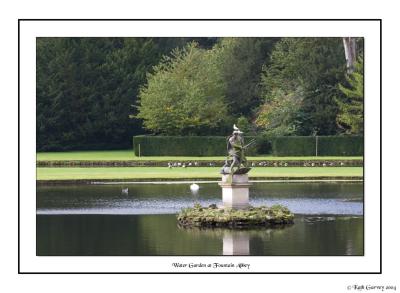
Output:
[
  {"xmin": 336, "ymin": 57, "xmax": 364, "ymax": 134},
  {"xmin": 217, "ymin": 38, "xmax": 279, "ymax": 117},
  {"xmin": 36, "ymin": 37, "xmax": 190, "ymax": 150}
]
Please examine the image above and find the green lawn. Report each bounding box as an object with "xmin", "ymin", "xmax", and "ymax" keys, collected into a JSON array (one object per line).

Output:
[
  {"xmin": 36, "ymin": 167, "xmax": 363, "ymax": 180},
  {"xmin": 37, "ymin": 150, "xmax": 363, "ymax": 161}
]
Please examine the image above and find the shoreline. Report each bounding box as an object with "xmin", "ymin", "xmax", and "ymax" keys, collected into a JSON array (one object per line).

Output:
[
  {"xmin": 37, "ymin": 159, "xmax": 363, "ymax": 167},
  {"xmin": 37, "ymin": 176, "xmax": 363, "ymax": 185}
]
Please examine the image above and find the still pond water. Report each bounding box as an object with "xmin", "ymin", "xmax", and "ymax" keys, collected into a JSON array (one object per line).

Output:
[{"xmin": 37, "ymin": 181, "xmax": 363, "ymax": 256}]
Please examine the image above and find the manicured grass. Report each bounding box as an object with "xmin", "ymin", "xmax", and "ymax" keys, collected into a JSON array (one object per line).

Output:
[
  {"xmin": 36, "ymin": 167, "xmax": 363, "ymax": 180},
  {"xmin": 37, "ymin": 150, "xmax": 363, "ymax": 161},
  {"xmin": 37, "ymin": 150, "xmax": 136, "ymax": 161}
]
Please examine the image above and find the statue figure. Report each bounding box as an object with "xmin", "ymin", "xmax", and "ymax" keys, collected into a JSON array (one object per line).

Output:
[{"xmin": 220, "ymin": 124, "xmax": 255, "ymax": 175}]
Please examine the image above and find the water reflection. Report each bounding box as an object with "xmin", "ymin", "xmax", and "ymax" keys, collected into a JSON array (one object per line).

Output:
[
  {"xmin": 177, "ymin": 225, "xmax": 298, "ymax": 256},
  {"xmin": 37, "ymin": 214, "xmax": 363, "ymax": 256},
  {"xmin": 36, "ymin": 182, "xmax": 364, "ymax": 256},
  {"xmin": 223, "ymin": 231, "xmax": 250, "ymax": 255}
]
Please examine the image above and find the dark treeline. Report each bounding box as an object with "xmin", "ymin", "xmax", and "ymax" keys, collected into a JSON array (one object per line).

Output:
[
  {"xmin": 37, "ymin": 37, "xmax": 363, "ymax": 151},
  {"xmin": 37, "ymin": 37, "xmax": 219, "ymax": 151}
]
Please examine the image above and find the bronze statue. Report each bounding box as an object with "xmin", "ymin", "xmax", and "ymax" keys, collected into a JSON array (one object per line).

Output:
[{"xmin": 220, "ymin": 125, "xmax": 255, "ymax": 175}]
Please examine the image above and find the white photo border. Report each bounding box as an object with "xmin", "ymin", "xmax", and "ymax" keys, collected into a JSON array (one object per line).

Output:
[{"xmin": 19, "ymin": 19, "xmax": 381, "ymax": 273}]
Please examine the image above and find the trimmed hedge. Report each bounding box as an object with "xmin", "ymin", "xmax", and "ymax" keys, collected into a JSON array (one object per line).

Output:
[
  {"xmin": 272, "ymin": 136, "xmax": 363, "ymax": 156},
  {"xmin": 37, "ymin": 142, "xmax": 131, "ymax": 152},
  {"xmin": 133, "ymin": 135, "xmax": 363, "ymax": 157},
  {"xmin": 317, "ymin": 136, "xmax": 364, "ymax": 156},
  {"xmin": 272, "ymin": 137, "xmax": 315, "ymax": 156},
  {"xmin": 133, "ymin": 135, "xmax": 270, "ymax": 156},
  {"xmin": 133, "ymin": 136, "xmax": 225, "ymax": 156}
]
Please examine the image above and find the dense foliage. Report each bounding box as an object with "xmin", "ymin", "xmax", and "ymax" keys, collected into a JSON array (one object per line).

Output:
[
  {"xmin": 337, "ymin": 57, "xmax": 364, "ymax": 134},
  {"xmin": 257, "ymin": 38, "xmax": 350, "ymax": 136},
  {"xmin": 37, "ymin": 37, "xmax": 363, "ymax": 151},
  {"xmin": 136, "ymin": 43, "xmax": 228, "ymax": 135},
  {"xmin": 136, "ymin": 38, "xmax": 278, "ymax": 135},
  {"xmin": 37, "ymin": 38, "xmax": 217, "ymax": 151},
  {"xmin": 217, "ymin": 38, "xmax": 279, "ymax": 117}
]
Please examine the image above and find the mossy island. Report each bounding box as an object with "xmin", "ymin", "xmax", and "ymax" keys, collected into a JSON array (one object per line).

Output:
[{"xmin": 177, "ymin": 203, "xmax": 294, "ymax": 228}]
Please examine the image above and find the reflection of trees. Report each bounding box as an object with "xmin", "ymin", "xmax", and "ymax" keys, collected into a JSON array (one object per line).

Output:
[
  {"xmin": 137, "ymin": 215, "xmax": 222, "ymax": 255},
  {"xmin": 177, "ymin": 224, "xmax": 293, "ymax": 240},
  {"xmin": 138, "ymin": 215, "xmax": 295, "ymax": 255},
  {"xmin": 37, "ymin": 214, "xmax": 364, "ymax": 256},
  {"xmin": 209, "ymin": 227, "xmax": 294, "ymax": 256},
  {"xmin": 178, "ymin": 224, "xmax": 296, "ymax": 256},
  {"xmin": 37, "ymin": 215, "xmax": 149, "ymax": 255},
  {"xmin": 176, "ymin": 216, "xmax": 363, "ymax": 256}
]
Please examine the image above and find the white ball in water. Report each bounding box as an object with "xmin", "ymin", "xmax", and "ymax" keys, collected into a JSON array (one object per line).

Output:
[{"xmin": 190, "ymin": 183, "xmax": 199, "ymax": 191}]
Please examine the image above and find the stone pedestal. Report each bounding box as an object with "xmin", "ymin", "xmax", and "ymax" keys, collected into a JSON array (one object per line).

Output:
[{"xmin": 218, "ymin": 174, "xmax": 251, "ymax": 209}]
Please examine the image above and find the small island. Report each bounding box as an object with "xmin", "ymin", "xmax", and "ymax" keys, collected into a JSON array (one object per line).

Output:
[
  {"xmin": 178, "ymin": 125, "xmax": 294, "ymax": 228},
  {"xmin": 177, "ymin": 203, "xmax": 294, "ymax": 228}
]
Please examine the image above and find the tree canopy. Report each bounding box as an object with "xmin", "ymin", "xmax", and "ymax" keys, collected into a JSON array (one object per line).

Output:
[
  {"xmin": 37, "ymin": 37, "xmax": 199, "ymax": 150},
  {"xmin": 136, "ymin": 42, "xmax": 228, "ymax": 135},
  {"xmin": 36, "ymin": 37, "xmax": 364, "ymax": 151},
  {"xmin": 257, "ymin": 38, "xmax": 349, "ymax": 136}
]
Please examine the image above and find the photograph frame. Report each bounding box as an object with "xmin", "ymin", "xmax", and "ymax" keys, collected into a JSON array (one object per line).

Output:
[{"xmin": 18, "ymin": 18, "xmax": 382, "ymax": 274}]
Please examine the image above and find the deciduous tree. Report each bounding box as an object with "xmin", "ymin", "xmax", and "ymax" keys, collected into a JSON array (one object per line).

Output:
[{"xmin": 137, "ymin": 42, "xmax": 228, "ymax": 135}]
